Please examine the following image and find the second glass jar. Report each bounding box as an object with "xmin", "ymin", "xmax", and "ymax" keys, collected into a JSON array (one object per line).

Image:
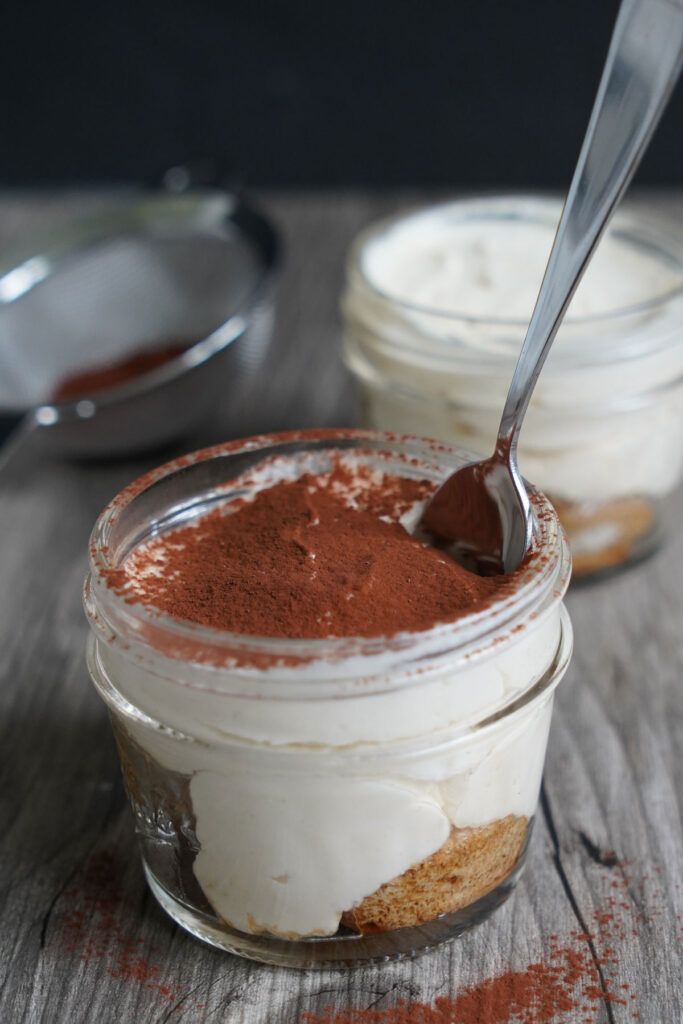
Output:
[{"xmin": 341, "ymin": 196, "xmax": 683, "ymax": 578}]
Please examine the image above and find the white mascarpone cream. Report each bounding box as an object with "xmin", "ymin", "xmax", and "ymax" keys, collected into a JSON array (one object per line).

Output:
[
  {"xmin": 343, "ymin": 196, "xmax": 683, "ymax": 504},
  {"xmin": 87, "ymin": 440, "xmax": 572, "ymax": 939}
]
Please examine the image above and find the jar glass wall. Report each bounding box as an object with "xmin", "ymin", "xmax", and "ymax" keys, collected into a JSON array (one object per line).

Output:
[
  {"xmin": 341, "ymin": 196, "xmax": 683, "ymax": 579},
  {"xmin": 85, "ymin": 430, "xmax": 572, "ymax": 967}
]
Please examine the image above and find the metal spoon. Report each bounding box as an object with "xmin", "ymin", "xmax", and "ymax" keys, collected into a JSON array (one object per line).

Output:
[{"xmin": 421, "ymin": 0, "xmax": 683, "ymax": 575}]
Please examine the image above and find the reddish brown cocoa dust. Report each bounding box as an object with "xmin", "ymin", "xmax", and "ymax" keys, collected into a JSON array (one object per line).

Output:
[
  {"xmin": 53, "ymin": 342, "xmax": 189, "ymax": 401},
  {"xmin": 300, "ymin": 943, "xmax": 626, "ymax": 1024},
  {"xmin": 58, "ymin": 850, "xmax": 187, "ymax": 1006},
  {"xmin": 301, "ymin": 847, "xmax": 662, "ymax": 1024},
  {"xmin": 300, "ymin": 942, "xmax": 632, "ymax": 1024},
  {"xmin": 105, "ymin": 463, "xmax": 512, "ymax": 638},
  {"xmin": 55, "ymin": 843, "xmax": 672, "ymax": 1018}
]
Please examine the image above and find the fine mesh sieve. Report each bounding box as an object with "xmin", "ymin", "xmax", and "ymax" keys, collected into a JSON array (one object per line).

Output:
[{"xmin": 0, "ymin": 189, "xmax": 277, "ymax": 456}]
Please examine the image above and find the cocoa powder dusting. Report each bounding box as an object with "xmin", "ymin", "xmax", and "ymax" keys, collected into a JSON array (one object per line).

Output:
[
  {"xmin": 106, "ymin": 464, "xmax": 509, "ymax": 639},
  {"xmin": 58, "ymin": 850, "xmax": 188, "ymax": 1006}
]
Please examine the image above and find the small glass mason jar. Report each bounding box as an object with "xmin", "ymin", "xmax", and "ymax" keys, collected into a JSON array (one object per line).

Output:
[
  {"xmin": 84, "ymin": 429, "xmax": 572, "ymax": 968},
  {"xmin": 341, "ymin": 196, "xmax": 683, "ymax": 579}
]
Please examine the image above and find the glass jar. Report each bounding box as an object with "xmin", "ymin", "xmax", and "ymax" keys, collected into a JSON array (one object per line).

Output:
[
  {"xmin": 341, "ymin": 196, "xmax": 683, "ymax": 579},
  {"xmin": 84, "ymin": 429, "xmax": 572, "ymax": 968}
]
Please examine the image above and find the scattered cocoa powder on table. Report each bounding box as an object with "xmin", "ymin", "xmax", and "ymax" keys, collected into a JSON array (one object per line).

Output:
[
  {"xmin": 55, "ymin": 844, "xmax": 671, "ymax": 1019},
  {"xmin": 301, "ymin": 944, "xmax": 625, "ymax": 1024},
  {"xmin": 301, "ymin": 942, "xmax": 630, "ymax": 1024},
  {"xmin": 301, "ymin": 847, "xmax": 660, "ymax": 1024},
  {"xmin": 58, "ymin": 850, "xmax": 186, "ymax": 1005}
]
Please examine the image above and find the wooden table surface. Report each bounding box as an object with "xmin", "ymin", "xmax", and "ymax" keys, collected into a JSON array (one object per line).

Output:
[{"xmin": 0, "ymin": 191, "xmax": 681, "ymax": 1024}]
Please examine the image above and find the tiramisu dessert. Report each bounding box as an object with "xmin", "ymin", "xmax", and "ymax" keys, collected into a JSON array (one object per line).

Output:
[
  {"xmin": 342, "ymin": 196, "xmax": 683, "ymax": 578},
  {"xmin": 85, "ymin": 430, "xmax": 572, "ymax": 966}
]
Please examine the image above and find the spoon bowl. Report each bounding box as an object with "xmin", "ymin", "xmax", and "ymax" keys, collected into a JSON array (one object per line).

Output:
[{"xmin": 421, "ymin": 441, "xmax": 532, "ymax": 576}]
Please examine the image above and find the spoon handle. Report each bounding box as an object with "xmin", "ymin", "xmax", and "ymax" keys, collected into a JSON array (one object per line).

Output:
[{"xmin": 498, "ymin": 0, "xmax": 683, "ymax": 453}]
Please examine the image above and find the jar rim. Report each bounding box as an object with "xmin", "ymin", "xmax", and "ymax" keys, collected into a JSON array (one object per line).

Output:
[
  {"xmin": 86, "ymin": 429, "xmax": 571, "ymax": 686},
  {"xmin": 348, "ymin": 193, "xmax": 683, "ymax": 330}
]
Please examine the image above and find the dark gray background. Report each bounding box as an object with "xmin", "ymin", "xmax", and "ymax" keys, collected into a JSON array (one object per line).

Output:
[{"xmin": 4, "ymin": 0, "xmax": 683, "ymax": 187}]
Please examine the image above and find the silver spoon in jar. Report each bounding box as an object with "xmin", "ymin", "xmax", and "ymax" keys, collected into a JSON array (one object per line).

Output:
[{"xmin": 421, "ymin": 0, "xmax": 683, "ymax": 575}]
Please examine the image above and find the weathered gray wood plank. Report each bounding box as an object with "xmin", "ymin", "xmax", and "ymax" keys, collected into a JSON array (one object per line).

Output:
[{"xmin": 0, "ymin": 190, "xmax": 681, "ymax": 1024}]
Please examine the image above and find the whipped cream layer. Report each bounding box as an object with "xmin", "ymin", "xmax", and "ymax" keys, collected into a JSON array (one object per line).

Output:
[
  {"xmin": 362, "ymin": 203, "xmax": 681, "ymax": 320},
  {"xmin": 89, "ymin": 446, "xmax": 571, "ymax": 938},
  {"xmin": 358, "ymin": 386, "xmax": 683, "ymax": 504},
  {"xmin": 344, "ymin": 198, "xmax": 683, "ymax": 504}
]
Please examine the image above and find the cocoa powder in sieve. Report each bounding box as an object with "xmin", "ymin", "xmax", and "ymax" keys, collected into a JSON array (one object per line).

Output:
[{"xmin": 53, "ymin": 342, "xmax": 190, "ymax": 401}]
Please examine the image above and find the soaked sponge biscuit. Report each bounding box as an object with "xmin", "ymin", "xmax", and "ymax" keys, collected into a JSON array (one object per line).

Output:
[{"xmin": 341, "ymin": 815, "xmax": 528, "ymax": 934}]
